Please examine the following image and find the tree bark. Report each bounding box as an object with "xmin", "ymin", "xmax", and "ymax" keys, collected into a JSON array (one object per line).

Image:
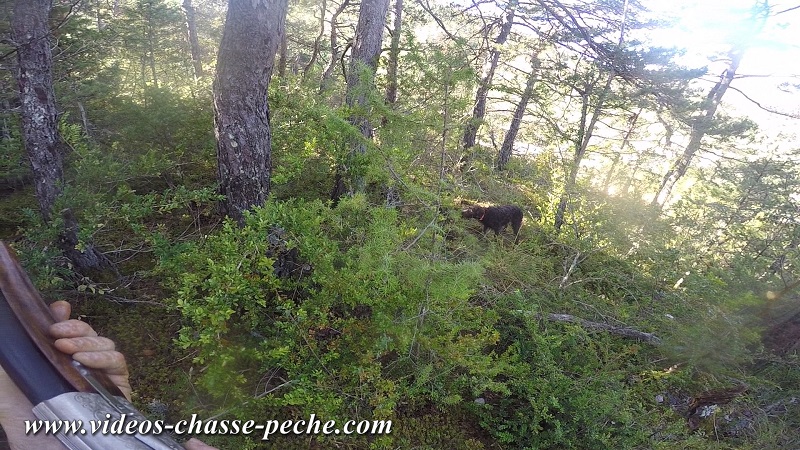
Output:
[
  {"xmin": 544, "ymin": 313, "xmax": 662, "ymax": 345},
  {"xmin": 461, "ymin": 4, "xmax": 515, "ymax": 160},
  {"xmin": 277, "ymin": 25, "xmax": 288, "ymax": 79},
  {"xmin": 12, "ymin": 0, "xmax": 110, "ymax": 272},
  {"xmin": 213, "ymin": 0, "xmax": 288, "ymax": 225},
  {"xmin": 345, "ymin": 0, "xmax": 389, "ymax": 107},
  {"xmin": 11, "ymin": 0, "xmax": 64, "ymax": 224},
  {"xmin": 512, "ymin": 310, "xmax": 662, "ymax": 345},
  {"xmin": 182, "ymin": 0, "xmax": 204, "ymax": 80},
  {"xmin": 496, "ymin": 49, "xmax": 541, "ymax": 170},
  {"xmin": 384, "ymin": 0, "xmax": 403, "ymax": 105},
  {"xmin": 95, "ymin": 0, "xmax": 106, "ymax": 30},
  {"xmin": 331, "ymin": 0, "xmax": 390, "ymax": 201}
]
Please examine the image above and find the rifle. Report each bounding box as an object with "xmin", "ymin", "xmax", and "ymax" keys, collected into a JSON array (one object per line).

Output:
[{"xmin": 0, "ymin": 241, "xmax": 184, "ymax": 449}]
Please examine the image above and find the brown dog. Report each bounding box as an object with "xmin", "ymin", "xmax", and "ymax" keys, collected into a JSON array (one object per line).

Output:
[{"xmin": 461, "ymin": 205, "xmax": 523, "ymax": 241}]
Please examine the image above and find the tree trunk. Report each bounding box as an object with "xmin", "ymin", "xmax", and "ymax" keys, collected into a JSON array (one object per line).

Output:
[
  {"xmin": 496, "ymin": 49, "xmax": 541, "ymax": 170},
  {"xmin": 277, "ymin": 26, "xmax": 288, "ymax": 79},
  {"xmin": 77, "ymin": 101, "xmax": 90, "ymax": 138},
  {"xmin": 384, "ymin": 0, "xmax": 403, "ymax": 105},
  {"xmin": 11, "ymin": 0, "xmax": 64, "ymax": 224},
  {"xmin": 346, "ymin": 0, "xmax": 389, "ymax": 97},
  {"xmin": 554, "ymin": 74, "xmax": 613, "ymax": 232},
  {"xmin": 319, "ymin": 0, "xmax": 350, "ymax": 93},
  {"xmin": 602, "ymin": 109, "xmax": 640, "ymax": 191},
  {"xmin": 182, "ymin": 0, "xmax": 204, "ymax": 80},
  {"xmin": 302, "ymin": 0, "xmax": 327, "ymax": 79},
  {"xmin": 12, "ymin": 0, "xmax": 110, "ymax": 272},
  {"xmin": 652, "ymin": 50, "xmax": 743, "ymax": 207},
  {"xmin": 144, "ymin": 2, "xmax": 159, "ymax": 88},
  {"xmin": 95, "ymin": 0, "xmax": 106, "ymax": 30},
  {"xmin": 553, "ymin": 0, "xmax": 630, "ymax": 232},
  {"xmin": 331, "ymin": 0, "xmax": 390, "ymax": 202},
  {"xmin": 213, "ymin": 0, "xmax": 288, "ymax": 225},
  {"xmin": 460, "ymin": 4, "xmax": 515, "ymax": 163},
  {"xmin": 651, "ymin": 2, "xmax": 769, "ymax": 208}
]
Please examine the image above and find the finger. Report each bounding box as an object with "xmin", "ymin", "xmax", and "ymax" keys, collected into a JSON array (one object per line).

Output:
[
  {"xmin": 49, "ymin": 319, "xmax": 98, "ymax": 339},
  {"xmin": 72, "ymin": 350, "xmax": 132, "ymax": 400},
  {"xmin": 53, "ymin": 336, "xmax": 116, "ymax": 355},
  {"xmin": 48, "ymin": 300, "xmax": 71, "ymax": 322},
  {"xmin": 71, "ymin": 351, "xmax": 129, "ymax": 375}
]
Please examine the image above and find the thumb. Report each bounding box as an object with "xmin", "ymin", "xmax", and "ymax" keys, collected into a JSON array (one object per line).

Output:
[{"xmin": 49, "ymin": 300, "xmax": 72, "ymax": 322}]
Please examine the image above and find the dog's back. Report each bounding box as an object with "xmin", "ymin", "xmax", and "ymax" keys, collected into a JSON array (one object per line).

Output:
[{"xmin": 462, "ymin": 204, "xmax": 523, "ymax": 239}]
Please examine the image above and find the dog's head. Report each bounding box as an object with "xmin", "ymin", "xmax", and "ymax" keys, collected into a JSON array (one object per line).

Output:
[{"xmin": 461, "ymin": 205, "xmax": 485, "ymax": 219}]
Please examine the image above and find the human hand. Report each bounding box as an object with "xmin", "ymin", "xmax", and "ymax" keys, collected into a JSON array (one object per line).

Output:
[
  {"xmin": 48, "ymin": 301, "xmax": 219, "ymax": 449},
  {"xmin": 0, "ymin": 301, "xmax": 110, "ymax": 449},
  {"xmin": 0, "ymin": 300, "xmax": 217, "ymax": 449},
  {"xmin": 47, "ymin": 300, "xmax": 132, "ymax": 400}
]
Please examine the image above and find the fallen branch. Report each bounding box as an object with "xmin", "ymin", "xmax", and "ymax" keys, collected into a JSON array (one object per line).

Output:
[
  {"xmin": 548, "ymin": 313, "xmax": 662, "ymax": 345},
  {"xmin": 514, "ymin": 310, "xmax": 662, "ymax": 345},
  {"xmin": 559, "ymin": 250, "xmax": 583, "ymax": 288}
]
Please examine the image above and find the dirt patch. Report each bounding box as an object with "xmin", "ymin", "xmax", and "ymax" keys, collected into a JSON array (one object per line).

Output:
[{"xmin": 763, "ymin": 308, "xmax": 800, "ymax": 355}]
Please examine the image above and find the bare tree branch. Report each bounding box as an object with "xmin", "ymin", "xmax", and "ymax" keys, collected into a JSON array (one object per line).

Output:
[
  {"xmin": 415, "ymin": 0, "xmax": 459, "ymax": 41},
  {"xmin": 726, "ymin": 84, "xmax": 800, "ymax": 119},
  {"xmin": 773, "ymin": 4, "xmax": 800, "ymax": 15}
]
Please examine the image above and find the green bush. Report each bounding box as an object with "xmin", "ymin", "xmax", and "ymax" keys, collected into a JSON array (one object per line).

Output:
[
  {"xmin": 473, "ymin": 307, "xmax": 651, "ymax": 449},
  {"xmin": 157, "ymin": 197, "xmax": 504, "ymax": 447}
]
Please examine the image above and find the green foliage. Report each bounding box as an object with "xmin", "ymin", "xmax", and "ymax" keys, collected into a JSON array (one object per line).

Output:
[
  {"xmin": 475, "ymin": 306, "xmax": 650, "ymax": 449},
  {"xmin": 382, "ymin": 37, "xmax": 476, "ymax": 184},
  {"xmin": 58, "ymin": 119, "xmax": 220, "ymax": 239},
  {"xmin": 3, "ymin": 1, "xmax": 797, "ymax": 449},
  {"xmin": 391, "ymin": 409, "xmax": 487, "ymax": 450},
  {"xmin": 157, "ymin": 197, "xmax": 503, "ymax": 445},
  {"xmin": 10, "ymin": 235, "xmax": 72, "ymax": 291},
  {"xmin": 93, "ymin": 88, "xmax": 216, "ymax": 188},
  {"xmin": 0, "ymin": 122, "xmax": 34, "ymax": 238},
  {"xmin": 269, "ymin": 86, "xmax": 358, "ymax": 199},
  {"xmin": 12, "ymin": 116, "xmax": 221, "ymax": 290},
  {"xmin": 0, "ymin": 124, "xmax": 25, "ymax": 180},
  {"xmin": 112, "ymin": 0, "xmax": 197, "ymax": 96}
]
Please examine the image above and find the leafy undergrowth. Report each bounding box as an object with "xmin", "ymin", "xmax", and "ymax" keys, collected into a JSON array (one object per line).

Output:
[{"xmin": 3, "ymin": 154, "xmax": 797, "ymax": 449}]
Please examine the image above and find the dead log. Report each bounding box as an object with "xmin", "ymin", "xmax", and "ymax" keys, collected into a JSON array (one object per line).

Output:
[
  {"xmin": 546, "ymin": 313, "xmax": 662, "ymax": 345},
  {"xmin": 514, "ymin": 310, "xmax": 662, "ymax": 345}
]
